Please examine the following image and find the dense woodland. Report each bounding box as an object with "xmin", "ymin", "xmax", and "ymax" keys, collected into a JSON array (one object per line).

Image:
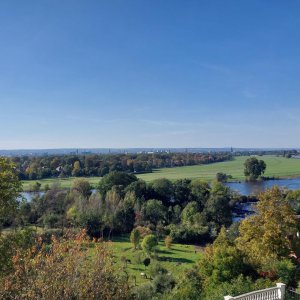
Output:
[
  {"xmin": 2, "ymin": 157, "xmax": 300, "ymax": 299},
  {"xmin": 7, "ymin": 171, "xmax": 237, "ymax": 244},
  {"xmin": 11, "ymin": 152, "xmax": 233, "ymax": 180}
]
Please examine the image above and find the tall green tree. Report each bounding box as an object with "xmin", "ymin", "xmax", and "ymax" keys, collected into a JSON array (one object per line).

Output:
[
  {"xmin": 236, "ymin": 186, "xmax": 297, "ymax": 267},
  {"xmin": 244, "ymin": 157, "xmax": 266, "ymax": 180},
  {"xmin": 141, "ymin": 199, "xmax": 166, "ymax": 227},
  {"xmin": 142, "ymin": 234, "xmax": 158, "ymax": 256},
  {"xmin": 0, "ymin": 158, "xmax": 22, "ymax": 229},
  {"xmin": 72, "ymin": 161, "xmax": 82, "ymax": 177},
  {"xmin": 130, "ymin": 228, "xmax": 141, "ymax": 250}
]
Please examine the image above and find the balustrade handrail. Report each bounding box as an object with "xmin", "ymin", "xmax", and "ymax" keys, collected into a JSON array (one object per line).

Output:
[
  {"xmin": 224, "ymin": 283, "xmax": 286, "ymax": 300},
  {"xmin": 233, "ymin": 287, "xmax": 279, "ymax": 299}
]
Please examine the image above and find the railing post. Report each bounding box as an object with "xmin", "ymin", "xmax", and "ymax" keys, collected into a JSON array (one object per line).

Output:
[
  {"xmin": 276, "ymin": 283, "xmax": 286, "ymax": 299},
  {"xmin": 224, "ymin": 296, "xmax": 234, "ymax": 300}
]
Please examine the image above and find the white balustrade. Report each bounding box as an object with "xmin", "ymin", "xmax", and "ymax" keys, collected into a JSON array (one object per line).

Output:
[{"xmin": 224, "ymin": 283, "xmax": 286, "ymax": 300}]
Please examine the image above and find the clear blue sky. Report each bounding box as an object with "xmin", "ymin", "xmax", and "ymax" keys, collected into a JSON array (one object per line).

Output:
[{"xmin": 1, "ymin": 1, "xmax": 300, "ymax": 149}]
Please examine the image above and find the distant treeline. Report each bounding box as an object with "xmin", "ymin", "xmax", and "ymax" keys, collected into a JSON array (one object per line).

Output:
[
  {"xmin": 234, "ymin": 149, "xmax": 299, "ymax": 157},
  {"xmin": 11, "ymin": 152, "xmax": 232, "ymax": 180}
]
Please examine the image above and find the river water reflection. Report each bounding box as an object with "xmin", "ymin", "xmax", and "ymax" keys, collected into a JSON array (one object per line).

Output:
[{"xmin": 226, "ymin": 178, "xmax": 300, "ymax": 196}]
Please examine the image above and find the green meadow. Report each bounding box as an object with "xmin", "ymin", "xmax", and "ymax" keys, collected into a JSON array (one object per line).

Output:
[
  {"xmin": 103, "ymin": 235, "xmax": 201, "ymax": 285},
  {"xmin": 138, "ymin": 155, "xmax": 300, "ymax": 182},
  {"xmin": 21, "ymin": 155, "xmax": 300, "ymax": 191},
  {"xmin": 21, "ymin": 176, "xmax": 101, "ymax": 191}
]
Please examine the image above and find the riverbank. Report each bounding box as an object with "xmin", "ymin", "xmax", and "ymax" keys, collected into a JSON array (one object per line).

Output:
[{"xmin": 21, "ymin": 155, "xmax": 300, "ymax": 191}]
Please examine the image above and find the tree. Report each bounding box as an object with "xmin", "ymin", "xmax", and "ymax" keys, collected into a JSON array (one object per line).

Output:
[
  {"xmin": 141, "ymin": 199, "xmax": 166, "ymax": 227},
  {"xmin": 181, "ymin": 202, "xmax": 201, "ymax": 225},
  {"xmin": 244, "ymin": 157, "xmax": 266, "ymax": 180},
  {"xmin": 0, "ymin": 157, "xmax": 22, "ymax": 229},
  {"xmin": 143, "ymin": 257, "xmax": 151, "ymax": 268},
  {"xmin": 104, "ymin": 188, "xmax": 122, "ymax": 238},
  {"xmin": 216, "ymin": 172, "xmax": 228, "ymax": 183},
  {"xmin": 72, "ymin": 161, "xmax": 82, "ymax": 177},
  {"xmin": 236, "ymin": 186, "xmax": 297, "ymax": 267},
  {"xmin": 199, "ymin": 228, "xmax": 251, "ymax": 285},
  {"xmin": 149, "ymin": 178, "xmax": 174, "ymax": 206},
  {"xmin": 203, "ymin": 183, "xmax": 232, "ymax": 229},
  {"xmin": 173, "ymin": 179, "xmax": 192, "ymax": 206},
  {"xmin": 71, "ymin": 178, "xmax": 92, "ymax": 199},
  {"xmin": 165, "ymin": 235, "xmax": 172, "ymax": 249},
  {"xmin": 190, "ymin": 180, "xmax": 210, "ymax": 209},
  {"xmin": 0, "ymin": 228, "xmax": 36, "ymax": 278},
  {"xmin": 130, "ymin": 228, "xmax": 141, "ymax": 250},
  {"xmin": 97, "ymin": 171, "xmax": 137, "ymax": 197},
  {"xmin": 286, "ymin": 190, "xmax": 300, "ymax": 214},
  {"xmin": 142, "ymin": 234, "xmax": 158, "ymax": 256}
]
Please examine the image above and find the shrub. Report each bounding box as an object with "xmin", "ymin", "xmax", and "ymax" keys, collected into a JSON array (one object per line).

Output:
[
  {"xmin": 0, "ymin": 228, "xmax": 36, "ymax": 278},
  {"xmin": 43, "ymin": 213, "xmax": 60, "ymax": 228},
  {"xmin": 142, "ymin": 234, "xmax": 158, "ymax": 256},
  {"xmin": 39, "ymin": 228, "xmax": 64, "ymax": 244},
  {"xmin": 0, "ymin": 230, "xmax": 130, "ymax": 299},
  {"xmin": 135, "ymin": 226, "xmax": 152, "ymax": 238},
  {"xmin": 168, "ymin": 224, "xmax": 210, "ymax": 244},
  {"xmin": 130, "ymin": 228, "xmax": 141, "ymax": 250},
  {"xmin": 152, "ymin": 273, "xmax": 176, "ymax": 295},
  {"xmin": 165, "ymin": 235, "xmax": 172, "ymax": 249},
  {"xmin": 149, "ymin": 261, "xmax": 167, "ymax": 278},
  {"xmin": 143, "ymin": 257, "xmax": 151, "ymax": 268},
  {"xmin": 216, "ymin": 172, "xmax": 228, "ymax": 183},
  {"xmin": 132, "ymin": 282, "xmax": 155, "ymax": 300}
]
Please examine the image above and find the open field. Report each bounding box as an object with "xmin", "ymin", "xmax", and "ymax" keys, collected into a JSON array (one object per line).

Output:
[
  {"xmin": 103, "ymin": 235, "xmax": 201, "ymax": 285},
  {"xmin": 21, "ymin": 176, "xmax": 101, "ymax": 191},
  {"xmin": 137, "ymin": 155, "xmax": 300, "ymax": 182},
  {"xmin": 21, "ymin": 156, "xmax": 300, "ymax": 191}
]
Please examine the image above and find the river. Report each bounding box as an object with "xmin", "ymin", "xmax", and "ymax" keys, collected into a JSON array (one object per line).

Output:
[{"xmin": 225, "ymin": 178, "xmax": 300, "ymax": 196}]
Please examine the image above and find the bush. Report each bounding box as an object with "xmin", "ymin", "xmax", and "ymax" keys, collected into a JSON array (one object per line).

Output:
[
  {"xmin": 0, "ymin": 231, "xmax": 130, "ymax": 299},
  {"xmin": 143, "ymin": 257, "xmax": 151, "ymax": 268},
  {"xmin": 80, "ymin": 213, "xmax": 103, "ymax": 238},
  {"xmin": 202, "ymin": 275, "xmax": 273, "ymax": 300},
  {"xmin": 142, "ymin": 234, "xmax": 158, "ymax": 256},
  {"xmin": 168, "ymin": 224, "xmax": 210, "ymax": 244},
  {"xmin": 275, "ymin": 259, "xmax": 297, "ymax": 287},
  {"xmin": 165, "ymin": 235, "xmax": 172, "ymax": 249},
  {"xmin": 43, "ymin": 213, "xmax": 60, "ymax": 228},
  {"xmin": 130, "ymin": 228, "xmax": 141, "ymax": 250},
  {"xmin": 148, "ymin": 261, "xmax": 167, "ymax": 278},
  {"xmin": 152, "ymin": 273, "xmax": 176, "ymax": 294},
  {"xmin": 135, "ymin": 226, "xmax": 152, "ymax": 238},
  {"xmin": 216, "ymin": 172, "xmax": 228, "ymax": 183},
  {"xmin": 132, "ymin": 282, "xmax": 155, "ymax": 300},
  {"xmin": 165, "ymin": 268, "xmax": 203, "ymax": 300},
  {"xmin": 39, "ymin": 228, "xmax": 64, "ymax": 244},
  {"xmin": 0, "ymin": 228, "xmax": 36, "ymax": 277}
]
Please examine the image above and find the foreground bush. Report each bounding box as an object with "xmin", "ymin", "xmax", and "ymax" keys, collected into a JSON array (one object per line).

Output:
[{"xmin": 0, "ymin": 230, "xmax": 130, "ymax": 300}]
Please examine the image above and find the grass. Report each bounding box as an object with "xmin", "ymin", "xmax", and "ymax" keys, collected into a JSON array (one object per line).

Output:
[
  {"xmin": 21, "ymin": 176, "xmax": 101, "ymax": 191},
  {"xmin": 3, "ymin": 227, "xmax": 200, "ymax": 284},
  {"xmin": 106, "ymin": 235, "xmax": 201, "ymax": 285},
  {"xmin": 137, "ymin": 155, "xmax": 300, "ymax": 182},
  {"xmin": 21, "ymin": 155, "xmax": 300, "ymax": 191},
  {"xmin": 1, "ymin": 226, "xmax": 200, "ymax": 286}
]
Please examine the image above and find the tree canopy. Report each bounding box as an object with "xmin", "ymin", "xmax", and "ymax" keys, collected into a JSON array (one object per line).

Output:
[
  {"xmin": 236, "ymin": 186, "xmax": 297, "ymax": 267},
  {"xmin": 0, "ymin": 157, "xmax": 22, "ymax": 228},
  {"xmin": 244, "ymin": 157, "xmax": 266, "ymax": 180}
]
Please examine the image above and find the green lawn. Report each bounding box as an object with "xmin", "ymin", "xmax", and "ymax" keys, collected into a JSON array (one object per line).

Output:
[
  {"xmin": 21, "ymin": 156, "xmax": 300, "ymax": 191},
  {"xmin": 21, "ymin": 176, "xmax": 102, "ymax": 191},
  {"xmin": 106, "ymin": 235, "xmax": 201, "ymax": 285},
  {"xmin": 137, "ymin": 155, "xmax": 300, "ymax": 182}
]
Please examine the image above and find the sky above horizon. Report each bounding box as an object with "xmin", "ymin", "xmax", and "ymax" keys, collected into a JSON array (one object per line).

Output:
[{"xmin": 1, "ymin": 1, "xmax": 300, "ymax": 149}]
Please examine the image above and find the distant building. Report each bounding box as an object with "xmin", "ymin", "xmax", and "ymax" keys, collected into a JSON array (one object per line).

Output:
[{"xmin": 56, "ymin": 166, "xmax": 63, "ymax": 172}]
